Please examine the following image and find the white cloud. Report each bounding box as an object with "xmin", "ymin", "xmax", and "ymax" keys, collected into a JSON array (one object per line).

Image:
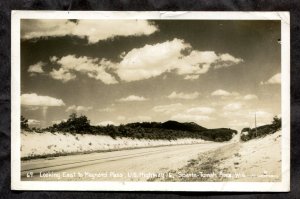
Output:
[
  {"xmin": 168, "ymin": 105, "xmax": 215, "ymax": 124},
  {"xmin": 21, "ymin": 93, "xmax": 65, "ymax": 107},
  {"xmin": 22, "ymin": 19, "xmax": 158, "ymax": 44},
  {"xmin": 116, "ymin": 39, "xmax": 190, "ymax": 82},
  {"xmin": 171, "ymin": 113, "xmax": 212, "ymax": 123},
  {"xmin": 167, "ymin": 91, "xmax": 199, "ymax": 100},
  {"xmin": 243, "ymin": 94, "xmax": 258, "ymax": 100},
  {"xmin": 50, "ymin": 68, "xmax": 77, "ymax": 82},
  {"xmin": 152, "ymin": 103, "xmax": 183, "ymax": 114},
  {"xmin": 211, "ymin": 89, "xmax": 231, "ymax": 96},
  {"xmin": 214, "ymin": 53, "xmax": 243, "ymax": 69},
  {"xmin": 47, "ymin": 39, "xmax": 242, "ymax": 83},
  {"xmin": 223, "ymin": 102, "xmax": 243, "ymax": 111},
  {"xmin": 49, "ymin": 55, "xmax": 118, "ymax": 84},
  {"xmin": 261, "ymin": 73, "xmax": 281, "ymax": 85},
  {"xmin": 50, "ymin": 56, "xmax": 58, "ymax": 62},
  {"xmin": 184, "ymin": 74, "xmax": 200, "ymax": 80},
  {"xmin": 28, "ymin": 119, "xmax": 41, "ymax": 126},
  {"xmin": 116, "ymin": 38, "xmax": 242, "ymax": 82},
  {"xmin": 186, "ymin": 107, "xmax": 215, "ymax": 115},
  {"xmin": 28, "ymin": 62, "xmax": 45, "ymax": 74},
  {"xmin": 66, "ymin": 105, "xmax": 92, "ymax": 112},
  {"xmin": 211, "ymin": 89, "xmax": 239, "ymax": 97},
  {"xmin": 118, "ymin": 95, "xmax": 147, "ymax": 102}
]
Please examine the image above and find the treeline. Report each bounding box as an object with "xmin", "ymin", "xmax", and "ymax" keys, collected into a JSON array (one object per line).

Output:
[
  {"xmin": 240, "ymin": 116, "xmax": 281, "ymax": 142},
  {"xmin": 21, "ymin": 113, "xmax": 237, "ymax": 142}
]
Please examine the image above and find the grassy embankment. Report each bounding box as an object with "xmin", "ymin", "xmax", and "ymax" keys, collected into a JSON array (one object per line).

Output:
[{"xmin": 150, "ymin": 118, "xmax": 282, "ymax": 182}]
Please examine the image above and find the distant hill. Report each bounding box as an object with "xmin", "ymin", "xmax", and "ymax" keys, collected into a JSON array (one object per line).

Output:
[
  {"xmin": 126, "ymin": 120, "xmax": 207, "ymax": 132},
  {"xmin": 35, "ymin": 114, "xmax": 238, "ymax": 142},
  {"xmin": 89, "ymin": 121, "xmax": 237, "ymax": 142}
]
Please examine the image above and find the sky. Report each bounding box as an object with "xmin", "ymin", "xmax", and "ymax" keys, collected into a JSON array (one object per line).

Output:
[{"xmin": 20, "ymin": 19, "xmax": 281, "ymax": 130}]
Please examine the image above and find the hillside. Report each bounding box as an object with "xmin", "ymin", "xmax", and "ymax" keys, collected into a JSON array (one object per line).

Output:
[
  {"xmin": 152, "ymin": 130, "xmax": 281, "ymax": 182},
  {"xmin": 40, "ymin": 114, "xmax": 238, "ymax": 142},
  {"xmin": 240, "ymin": 116, "xmax": 281, "ymax": 141},
  {"xmin": 21, "ymin": 131, "xmax": 210, "ymax": 159}
]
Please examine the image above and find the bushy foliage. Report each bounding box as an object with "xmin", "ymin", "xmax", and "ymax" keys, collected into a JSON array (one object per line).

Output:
[
  {"xmin": 272, "ymin": 116, "xmax": 281, "ymax": 130},
  {"xmin": 46, "ymin": 113, "xmax": 91, "ymax": 133},
  {"xmin": 240, "ymin": 116, "xmax": 281, "ymax": 142},
  {"xmin": 85, "ymin": 120, "xmax": 236, "ymax": 142},
  {"xmin": 21, "ymin": 115, "xmax": 29, "ymax": 130},
  {"xmin": 43, "ymin": 115, "xmax": 237, "ymax": 142}
]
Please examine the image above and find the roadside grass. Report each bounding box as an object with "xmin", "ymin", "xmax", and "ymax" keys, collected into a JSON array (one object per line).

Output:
[{"xmin": 149, "ymin": 143, "xmax": 240, "ymax": 182}]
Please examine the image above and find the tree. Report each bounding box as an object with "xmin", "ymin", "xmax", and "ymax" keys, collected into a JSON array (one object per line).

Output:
[
  {"xmin": 272, "ymin": 116, "xmax": 281, "ymax": 131},
  {"xmin": 66, "ymin": 113, "xmax": 91, "ymax": 133},
  {"xmin": 21, "ymin": 115, "xmax": 29, "ymax": 130}
]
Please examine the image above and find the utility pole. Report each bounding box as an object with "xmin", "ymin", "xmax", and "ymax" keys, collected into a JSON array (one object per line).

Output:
[{"xmin": 255, "ymin": 112, "xmax": 257, "ymax": 137}]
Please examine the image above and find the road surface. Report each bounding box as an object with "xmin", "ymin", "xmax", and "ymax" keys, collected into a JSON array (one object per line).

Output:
[{"xmin": 21, "ymin": 142, "xmax": 228, "ymax": 181}]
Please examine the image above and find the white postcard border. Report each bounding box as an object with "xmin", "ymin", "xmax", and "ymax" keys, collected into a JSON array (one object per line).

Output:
[{"xmin": 11, "ymin": 11, "xmax": 290, "ymax": 192}]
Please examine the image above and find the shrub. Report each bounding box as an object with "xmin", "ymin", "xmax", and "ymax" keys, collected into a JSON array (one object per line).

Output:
[
  {"xmin": 21, "ymin": 115, "xmax": 29, "ymax": 130},
  {"xmin": 47, "ymin": 113, "xmax": 91, "ymax": 133},
  {"xmin": 240, "ymin": 116, "xmax": 281, "ymax": 142}
]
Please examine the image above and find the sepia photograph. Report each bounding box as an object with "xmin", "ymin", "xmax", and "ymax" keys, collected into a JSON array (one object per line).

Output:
[{"xmin": 11, "ymin": 11, "xmax": 290, "ymax": 191}]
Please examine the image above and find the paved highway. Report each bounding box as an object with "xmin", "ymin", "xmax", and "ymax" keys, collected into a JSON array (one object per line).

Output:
[{"xmin": 21, "ymin": 142, "xmax": 227, "ymax": 181}]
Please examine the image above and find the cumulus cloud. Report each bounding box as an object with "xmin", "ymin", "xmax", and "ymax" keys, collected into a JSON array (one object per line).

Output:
[
  {"xmin": 116, "ymin": 38, "xmax": 243, "ymax": 82},
  {"xmin": 261, "ymin": 73, "xmax": 281, "ymax": 85},
  {"xmin": 171, "ymin": 113, "xmax": 212, "ymax": 123},
  {"xmin": 50, "ymin": 68, "xmax": 77, "ymax": 82},
  {"xmin": 118, "ymin": 95, "xmax": 148, "ymax": 102},
  {"xmin": 184, "ymin": 74, "xmax": 200, "ymax": 80},
  {"xmin": 21, "ymin": 93, "xmax": 65, "ymax": 107},
  {"xmin": 243, "ymin": 94, "xmax": 258, "ymax": 100},
  {"xmin": 66, "ymin": 105, "xmax": 92, "ymax": 112},
  {"xmin": 28, "ymin": 62, "xmax": 45, "ymax": 74},
  {"xmin": 47, "ymin": 39, "xmax": 242, "ymax": 84},
  {"xmin": 223, "ymin": 102, "xmax": 243, "ymax": 111},
  {"xmin": 214, "ymin": 53, "xmax": 243, "ymax": 69},
  {"xmin": 21, "ymin": 19, "xmax": 158, "ymax": 44},
  {"xmin": 28, "ymin": 119, "xmax": 41, "ymax": 126},
  {"xmin": 50, "ymin": 56, "xmax": 58, "ymax": 62},
  {"xmin": 167, "ymin": 91, "xmax": 199, "ymax": 100},
  {"xmin": 169, "ymin": 105, "xmax": 215, "ymax": 123},
  {"xmin": 211, "ymin": 89, "xmax": 239, "ymax": 97},
  {"xmin": 152, "ymin": 103, "xmax": 183, "ymax": 114},
  {"xmin": 211, "ymin": 89, "xmax": 231, "ymax": 96},
  {"xmin": 49, "ymin": 55, "xmax": 118, "ymax": 84},
  {"xmin": 186, "ymin": 107, "xmax": 215, "ymax": 115}
]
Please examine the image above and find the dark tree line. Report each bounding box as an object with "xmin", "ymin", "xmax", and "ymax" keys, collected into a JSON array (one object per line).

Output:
[
  {"xmin": 240, "ymin": 116, "xmax": 282, "ymax": 141},
  {"xmin": 21, "ymin": 114, "xmax": 237, "ymax": 142}
]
